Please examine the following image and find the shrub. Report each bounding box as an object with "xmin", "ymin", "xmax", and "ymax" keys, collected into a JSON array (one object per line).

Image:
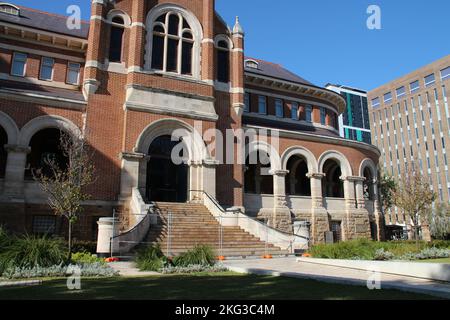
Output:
[
  {"xmin": 309, "ymin": 239, "xmax": 380, "ymax": 260},
  {"xmin": 0, "ymin": 234, "xmax": 67, "ymax": 274},
  {"xmin": 374, "ymin": 248, "xmax": 394, "ymax": 261},
  {"xmin": 160, "ymin": 264, "xmax": 228, "ymax": 274},
  {"xmin": 0, "ymin": 226, "xmax": 11, "ymax": 253},
  {"xmin": 72, "ymin": 241, "xmax": 98, "ymax": 254},
  {"xmin": 429, "ymin": 240, "xmax": 450, "ymax": 249},
  {"xmin": 414, "ymin": 247, "xmax": 449, "ymax": 260},
  {"xmin": 135, "ymin": 244, "xmax": 168, "ymax": 272},
  {"xmin": 1, "ymin": 263, "xmax": 118, "ymax": 279},
  {"xmin": 172, "ymin": 245, "xmax": 216, "ymax": 267},
  {"xmin": 71, "ymin": 252, "xmax": 105, "ymax": 265}
]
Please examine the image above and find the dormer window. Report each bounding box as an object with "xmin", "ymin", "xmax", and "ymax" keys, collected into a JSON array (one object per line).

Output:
[
  {"xmin": 151, "ymin": 12, "xmax": 194, "ymax": 75},
  {"xmin": 0, "ymin": 3, "xmax": 20, "ymax": 16},
  {"xmin": 245, "ymin": 59, "xmax": 259, "ymax": 70}
]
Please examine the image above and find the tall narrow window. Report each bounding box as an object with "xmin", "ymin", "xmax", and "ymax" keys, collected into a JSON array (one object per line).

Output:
[
  {"xmin": 11, "ymin": 52, "xmax": 27, "ymax": 77},
  {"xmin": 217, "ymin": 40, "xmax": 230, "ymax": 83},
  {"xmin": 39, "ymin": 57, "xmax": 54, "ymax": 81},
  {"xmin": 244, "ymin": 93, "xmax": 250, "ymax": 113},
  {"xmin": 320, "ymin": 107, "xmax": 326, "ymax": 125},
  {"xmin": 67, "ymin": 63, "xmax": 81, "ymax": 85},
  {"xmin": 305, "ymin": 105, "xmax": 312, "ymax": 122},
  {"xmin": 258, "ymin": 96, "xmax": 267, "ymax": 115},
  {"xmin": 291, "ymin": 102, "xmax": 299, "ymax": 120},
  {"xmin": 109, "ymin": 16, "xmax": 125, "ymax": 63},
  {"xmin": 151, "ymin": 12, "xmax": 194, "ymax": 75},
  {"xmin": 275, "ymin": 99, "xmax": 284, "ymax": 118}
]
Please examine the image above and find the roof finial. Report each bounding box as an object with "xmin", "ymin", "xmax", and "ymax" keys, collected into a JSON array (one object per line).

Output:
[{"xmin": 233, "ymin": 16, "xmax": 244, "ymax": 36}]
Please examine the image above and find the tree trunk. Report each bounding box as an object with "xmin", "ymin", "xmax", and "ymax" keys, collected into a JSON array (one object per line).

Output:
[{"xmin": 68, "ymin": 218, "xmax": 73, "ymax": 263}]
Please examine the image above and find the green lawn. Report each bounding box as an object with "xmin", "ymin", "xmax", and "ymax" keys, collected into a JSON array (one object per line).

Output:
[
  {"xmin": 414, "ymin": 258, "xmax": 450, "ymax": 264},
  {"xmin": 0, "ymin": 272, "xmax": 437, "ymax": 300}
]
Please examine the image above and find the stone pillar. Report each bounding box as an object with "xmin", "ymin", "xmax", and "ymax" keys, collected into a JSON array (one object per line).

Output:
[
  {"xmin": 372, "ymin": 179, "xmax": 385, "ymax": 241},
  {"xmin": 3, "ymin": 144, "xmax": 30, "ymax": 199},
  {"xmin": 271, "ymin": 169, "xmax": 292, "ymax": 233},
  {"xmin": 307, "ymin": 173, "xmax": 329, "ymax": 244},
  {"xmin": 119, "ymin": 152, "xmax": 149, "ymax": 199},
  {"xmin": 96, "ymin": 217, "xmax": 120, "ymax": 257},
  {"xmin": 354, "ymin": 177, "xmax": 366, "ymax": 209},
  {"xmin": 201, "ymin": 0, "xmax": 215, "ymax": 82},
  {"xmin": 342, "ymin": 176, "xmax": 371, "ymax": 240}
]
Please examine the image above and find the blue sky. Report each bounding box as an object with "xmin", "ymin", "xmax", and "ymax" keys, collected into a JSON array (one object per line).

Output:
[{"xmin": 10, "ymin": 0, "xmax": 450, "ymax": 90}]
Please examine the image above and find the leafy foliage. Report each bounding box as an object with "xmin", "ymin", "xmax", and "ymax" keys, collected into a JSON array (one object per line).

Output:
[
  {"xmin": 160, "ymin": 264, "xmax": 227, "ymax": 274},
  {"xmin": 0, "ymin": 234, "xmax": 67, "ymax": 274},
  {"xmin": 0, "ymin": 226, "xmax": 11, "ymax": 253},
  {"xmin": 428, "ymin": 203, "xmax": 450, "ymax": 240},
  {"xmin": 378, "ymin": 171, "xmax": 396, "ymax": 214},
  {"xmin": 2, "ymin": 263, "xmax": 118, "ymax": 279},
  {"xmin": 394, "ymin": 167, "xmax": 436, "ymax": 241},
  {"xmin": 71, "ymin": 252, "xmax": 105, "ymax": 265},
  {"xmin": 135, "ymin": 244, "xmax": 168, "ymax": 271},
  {"xmin": 310, "ymin": 239, "xmax": 450, "ymax": 261},
  {"xmin": 172, "ymin": 245, "xmax": 216, "ymax": 267}
]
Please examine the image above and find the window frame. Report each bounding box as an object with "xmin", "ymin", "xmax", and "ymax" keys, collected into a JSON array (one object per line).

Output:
[
  {"xmin": 410, "ymin": 80, "xmax": 420, "ymax": 93},
  {"xmin": 441, "ymin": 67, "xmax": 450, "ymax": 81},
  {"xmin": 305, "ymin": 105, "xmax": 313, "ymax": 122},
  {"xmin": 275, "ymin": 99, "xmax": 284, "ymax": 118},
  {"xmin": 371, "ymin": 97, "xmax": 380, "ymax": 108},
  {"xmin": 66, "ymin": 62, "xmax": 81, "ymax": 85},
  {"xmin": 396, "ymin": 86, "xmax": 406, "ymax": 98},
  {"xmin": 216, "ymin": 38, "xmax": 231, "ymax": 83},
  {"xmin": 244, "ymin": 93, "xmax": 250, "ymax": 113},
  {"xmin": 383, "ymin": 92, "xmax": 392, "ymax": 103},
  {"xmin": 10, "ymin": 52, "xmax": 27, "ymax": 77},
  {"xmin": 424, "ymin": 73, "xmax": 436, "ymax": 87},
  {"xmin": 258, "ymin": 95, "xmax": 267, "ymax": 115},
  {"xmin": 320, "ymin": 107, "xmax": 326, "ymax": 125},
  {"xmin": 39, "ymin": 57, "xmax": 55, "ymax": 81},
  {"xmin": 291, "ymin": 102, "xmax": 299, "ymax": 120}
]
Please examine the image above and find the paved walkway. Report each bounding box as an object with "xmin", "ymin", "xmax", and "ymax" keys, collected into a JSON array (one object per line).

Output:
[
  {"xmin": 108, "ymin": 262, "xmax": 160, "ymax": 277},
  {"xmin": 223, "ymin": 257, "xmax": 450, "ymax": 299}
]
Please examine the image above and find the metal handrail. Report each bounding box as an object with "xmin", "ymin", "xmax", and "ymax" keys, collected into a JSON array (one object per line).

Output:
[{"xmin": 189, "ymin": 189, "xmax": 310, "ymax": 242}]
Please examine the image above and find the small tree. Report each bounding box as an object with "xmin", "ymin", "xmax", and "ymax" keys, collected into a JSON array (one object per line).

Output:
[
  {"xmin": 378, "ymin": 171, "xmax": 396, "ymax": 214},
  {"xmin": 394, "ymin": 167, "xmax": 436, "ymax": 244},
  {"xmin": 34, "ymin": 131, "xmax": 95, "ymax": 261},
  {"xmin": 428, "ymin": 203, "xmax": 450, "ymax": 240}
]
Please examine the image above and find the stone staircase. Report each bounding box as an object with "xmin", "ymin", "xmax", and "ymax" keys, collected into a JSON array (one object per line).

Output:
[{"xmin": 143, "ymin": 202, "xmax": 290, "ymax": 258}]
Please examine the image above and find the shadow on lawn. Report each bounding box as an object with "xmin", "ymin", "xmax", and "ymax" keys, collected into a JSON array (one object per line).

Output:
[{"xmin": 0, "ymin": 273, "xmax": 439, "ymax": 300}]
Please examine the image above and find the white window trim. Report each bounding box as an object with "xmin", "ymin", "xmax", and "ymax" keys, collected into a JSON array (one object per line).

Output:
[
  {"xmin": 11, "ymin": 52, "xmax": 27, "ymax": 77},
  {"xmin": 258, "ymin": 95, "xmax": 267, "ymax": 115},
  {"xmin": 275, "ymin": 99, "xmax": 284, "ymax": 118},
  {"xmin": 39, "ymin": 57, "xmax": 55, "ymax": 81},
  {"xmin": 66, "ymin": 62, "xmax": 81, "ymax": 85},
  {"xmin": 144, "ymin": 4, "xmax": 203, "ymax": 79}
]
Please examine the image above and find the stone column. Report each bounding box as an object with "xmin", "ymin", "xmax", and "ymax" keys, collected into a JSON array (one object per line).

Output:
[
  {"xmin": 342, "ymin": 176, "xmax": 371, "ymax": 240},
  {"xmin": 3, "ymin": 144, "xmax": 30, "ymax": 199},
  {"xmin": 372, "ymin": 179, "xmax": 385, "ymax": 240},
  {"xmin": 307, "ymin": 173, "xmax": 329, "ymax": 244},
  {"xmin": 231, "ymin": 17, "xmax": 245, "ymax": 117},
  {"xmin": 96, "ymin": 217, "xmax": 120, "ymax": 257},
  {"xmin": 119, "ymin": 152, "xmax": 149, "ymax": 200},
  {"xmin": 354, "ymin": 177, "xmax": 366, "ymax": 209},
  {"xmin": 271, "ymin": 169, "xmax": 292, "ymax": 233}
]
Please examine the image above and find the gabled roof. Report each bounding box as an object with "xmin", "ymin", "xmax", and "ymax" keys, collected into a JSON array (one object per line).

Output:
[
  {"xmin": 0, "ymin": 4, "xmax": 89, "ymax": 39},
  {"xmin": 244, "ymin": 57, "xmax": 313, "ymax": 86}
]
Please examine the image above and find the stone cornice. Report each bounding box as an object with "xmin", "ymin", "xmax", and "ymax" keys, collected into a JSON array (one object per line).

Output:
[
  {"xmin": 243, "ymin": 124, "xmax": 381, "ymax": 157},
  {"xmin": 245, "ymin": 73, "xmax": 347, "ymax": 114}
]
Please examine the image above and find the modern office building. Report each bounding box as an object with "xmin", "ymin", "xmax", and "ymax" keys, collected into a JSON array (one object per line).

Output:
[
  {"xmin": 368, "ymin": 55, "xmax": 450, "ymax": 239},
  {"xmin": 325, "ymin": 84, "xmax": 371, "ymax": 144}
]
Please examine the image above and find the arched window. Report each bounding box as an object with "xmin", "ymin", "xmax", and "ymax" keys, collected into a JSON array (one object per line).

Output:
[
  {"xmin": 322, "ymin": 159, "xmax": 344, "ymax": 198},
  {"xmin": 216, "ymin": 40, "xmax": 230, "ymax": 83},
  {"xmin": 109, "ymin": 16, "xmax": 125, "ymax": 63},
  {"xmin": 0, "ymin": 126, "xmax": 7, "ymax": 178},
  {"xmin": 0, "ymin": 3, "xmax": 20, "ymax": 16},
  {"xmin": 244, "ymin": 151, "xmax": 273, "ymax": 195},
  {"xmin": 26, "ymin": 129, "xmax": 69, "ymax": 180},
  {"xmin": 363, "ymin": 167, "xmax": 375, "ymax": 200},
  {"xmin": 151, "ymin": 12, "xmax": 194, "ymax": 75},
  {"xmin": 245, "ymin": 59, "xmax": 259, "ymax": 70}
]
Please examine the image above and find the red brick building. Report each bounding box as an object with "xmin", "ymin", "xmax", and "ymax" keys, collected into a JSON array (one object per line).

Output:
[{"xmin": 0, "ymin": 1, "xmax": 381, "ymax": 246}]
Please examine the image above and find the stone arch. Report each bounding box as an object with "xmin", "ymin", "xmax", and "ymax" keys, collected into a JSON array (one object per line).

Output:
[
  {"xmin": 0, "ymin": 111, "xmax": 19, "ymax": 145},
  {"xmin": 359, "ymin": 158, "xmax": 377, "ymax": 181},
  {"xmin": 144, "ymin": 3, "xmax": 203, "ymax": 78},
  {"xmin": 106, "ymin": 9, "xmax": 132, "ymax": 27},
  {"xmin": 318, "ymin": 150, "xmax": 353, "ymax": 177},
  {"xmin": 18, "ymin": 115, "xmax": 81, "ymax": 146},
  {"xmin": 281, "ymin": 146, "xmax": 318, "ymax": 173},
  {"xmin": 134, "ymin": 118, "xmax": 209, "ymax": 162},
  {"xmin": 134, "ymin": 119, "xmax": 214, "ymax": 201},
  {"xmin": 245, "ymin": 140, "xmax": 281, "ymax": 172},
  {"xmin": 214, "ymin": 34, "xmax": 234, "ymax": 50}
]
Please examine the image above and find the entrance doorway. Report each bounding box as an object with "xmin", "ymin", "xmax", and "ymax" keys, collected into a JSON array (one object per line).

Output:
[{"xmin": 146, "ymin": 135, "xmax": 188, "ymax": 203}]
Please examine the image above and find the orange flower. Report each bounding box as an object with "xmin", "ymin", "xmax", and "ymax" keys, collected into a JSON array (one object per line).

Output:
[
  {"xmin": 302, "ymin": 253, "xmax": 312, "ymax": 258},
  {"xmin": 217, "ymin": 256, "xmax": 226, "ymax": 261}
]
